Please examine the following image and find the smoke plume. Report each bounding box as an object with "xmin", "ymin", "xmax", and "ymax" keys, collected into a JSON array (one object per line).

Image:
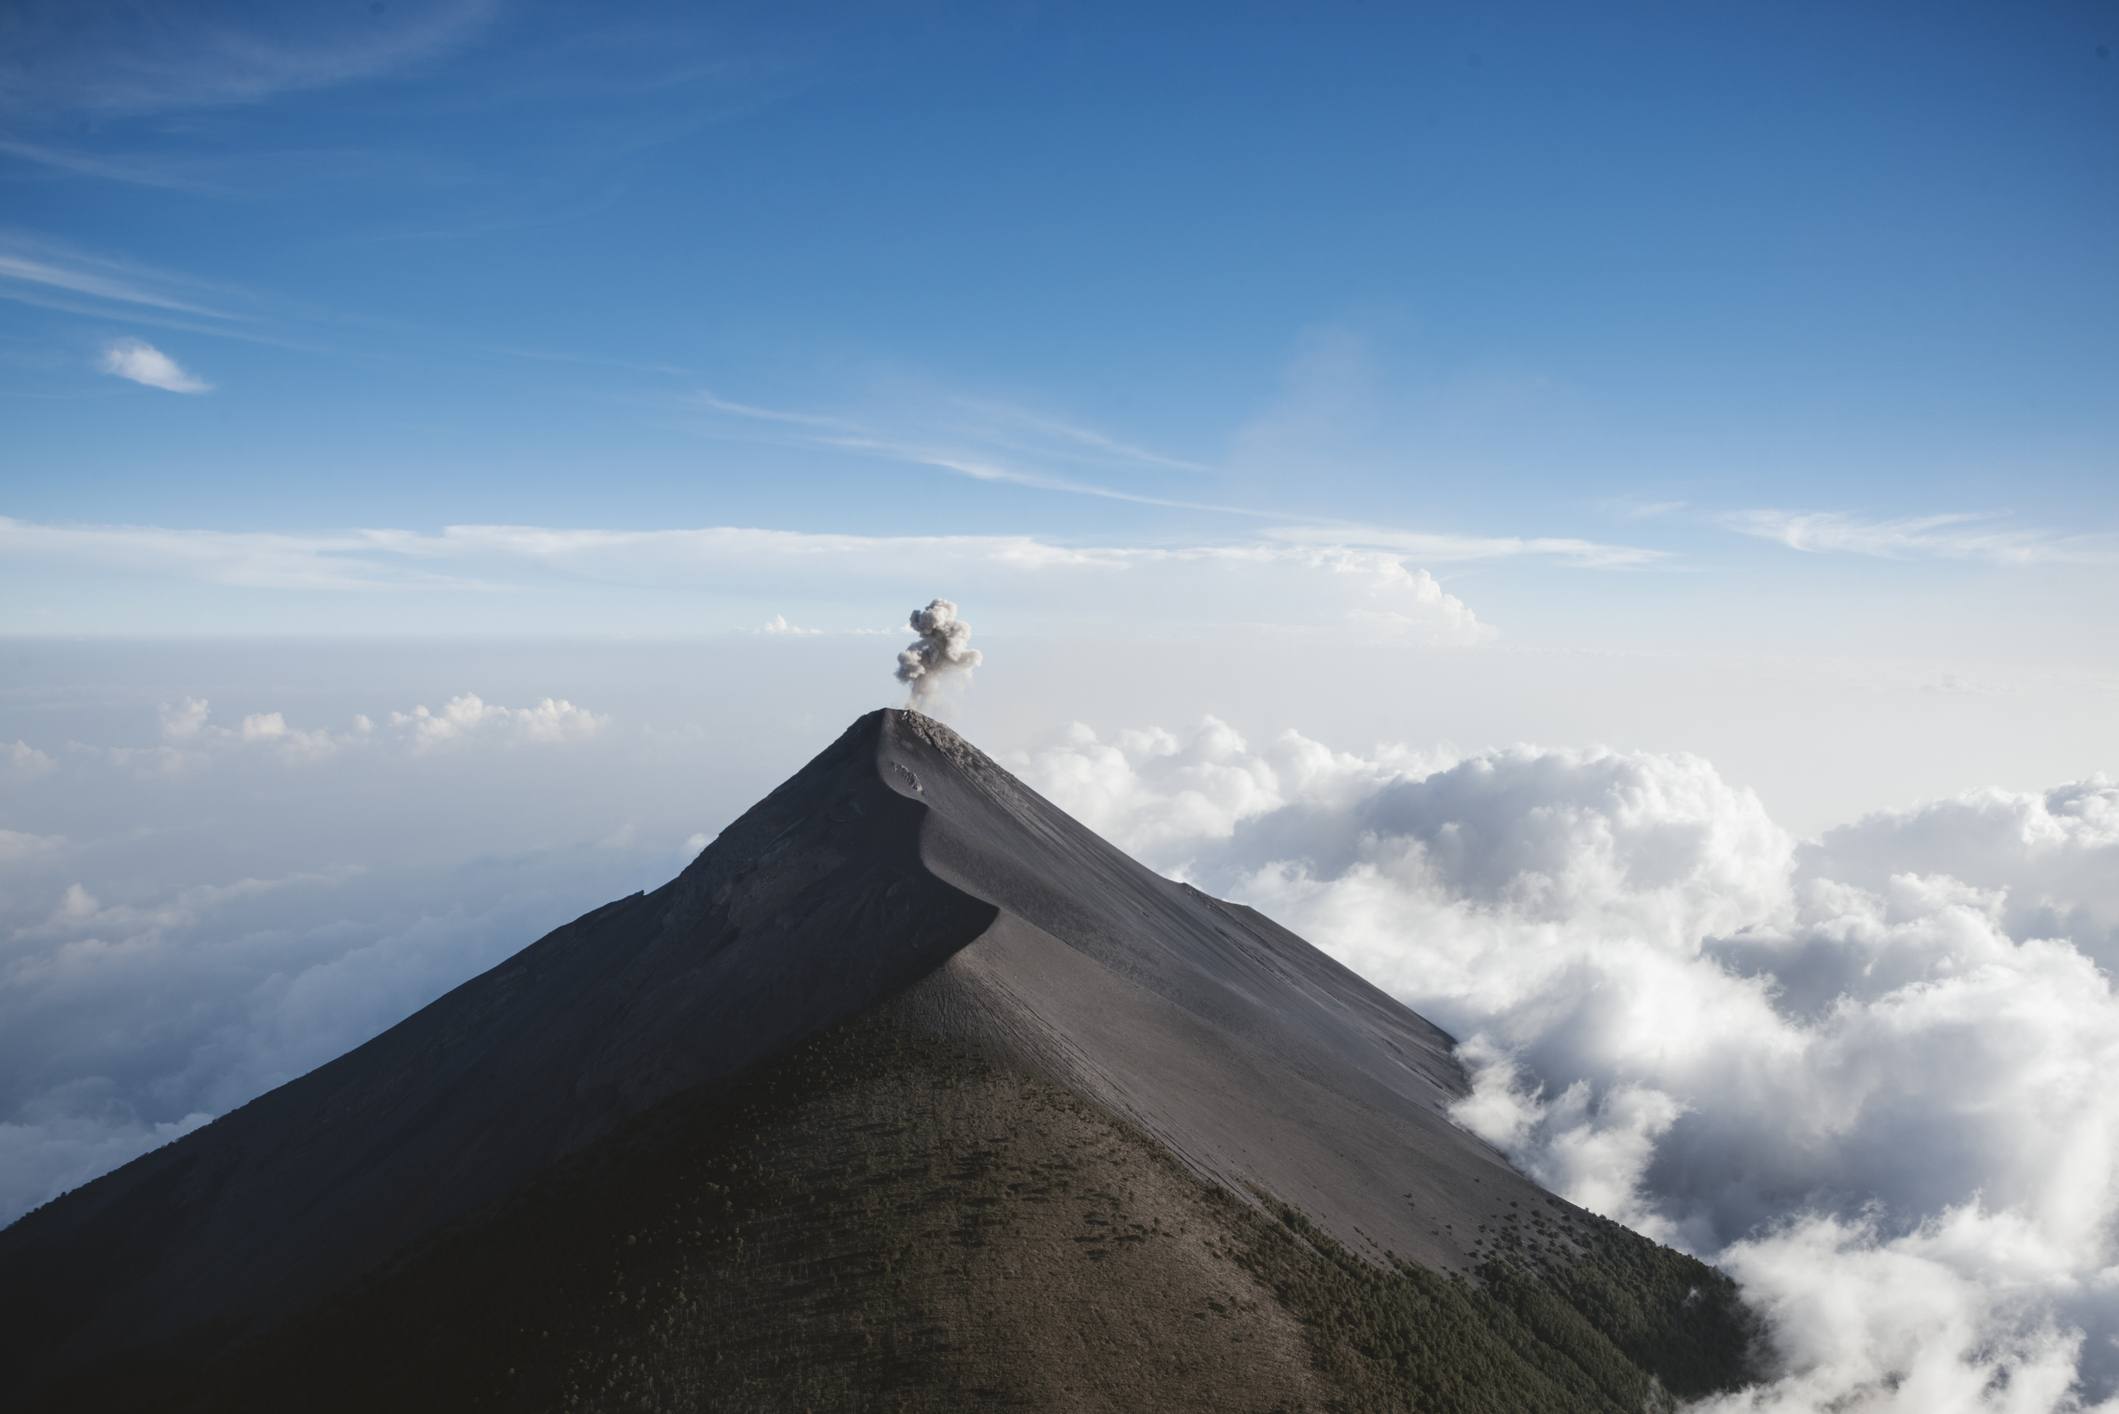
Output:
[{"xmin": 894, "ymin": 598, "xmax": 982, "ymax": 710}]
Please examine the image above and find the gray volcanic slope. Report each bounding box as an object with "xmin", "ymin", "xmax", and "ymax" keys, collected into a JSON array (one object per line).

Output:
[{"xmin": 0, "ymin": 710, "xmax": 1733, "ymax": 1409}]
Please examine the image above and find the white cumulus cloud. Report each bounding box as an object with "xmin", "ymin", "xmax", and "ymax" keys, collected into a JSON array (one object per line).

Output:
[
  {"xmin": 96, "ymin": 336, "xmax": 211, "ymax": 393},
  {"xmin": 388, "ymin": 693, "xmax": 605, "ymax": 748},
  {"xmin": 123, "ymin": 693, "xmax": 610, "ymax": 766},
  {"xmin": 158, "ymin": 697, "xmax": 209, "ymax": 741}
]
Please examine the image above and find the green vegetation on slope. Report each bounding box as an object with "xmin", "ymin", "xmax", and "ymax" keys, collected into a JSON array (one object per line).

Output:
[
  {"xmin": 37, "ymin": 1003, "xmax": 1755, "ymax": 1414},
  {"xmin": 1241, "ymin": 1201, "xmax": 1754, "ymax": 1414}
]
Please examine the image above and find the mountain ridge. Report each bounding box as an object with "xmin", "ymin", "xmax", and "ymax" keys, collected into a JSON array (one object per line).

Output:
[{"xmin": 0, "ymin": 708, "xmax": 1756, "ymax": 1411}]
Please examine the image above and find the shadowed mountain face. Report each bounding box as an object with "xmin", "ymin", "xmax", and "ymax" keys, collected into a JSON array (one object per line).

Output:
[{"xmin": 0, "ymin": 711, "xmax": 1756, "ymax": 1412}]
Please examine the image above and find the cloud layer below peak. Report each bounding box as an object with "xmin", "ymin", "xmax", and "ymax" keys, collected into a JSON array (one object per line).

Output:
[{"xmin": 1015, "ymin": 722, "xmax": 2119, "ymax": 1411}]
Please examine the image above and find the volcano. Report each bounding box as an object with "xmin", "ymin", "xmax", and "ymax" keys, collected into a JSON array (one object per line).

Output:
[{"xmin": 0, "ymin": 710, "xmax": 1753, "ymax": 1413}]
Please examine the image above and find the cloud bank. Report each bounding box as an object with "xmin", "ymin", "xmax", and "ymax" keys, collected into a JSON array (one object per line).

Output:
[
  {"xmin": 0, "ymin": 517, "xmax": 1497, "ymax": 644},
  {"xmin": 132, "ymin": 692, "xmax": 606, "ymax": 767},
  {"xmin": 1015, "ymin": 723, "xmax": 2119, "ymax": 1411}
]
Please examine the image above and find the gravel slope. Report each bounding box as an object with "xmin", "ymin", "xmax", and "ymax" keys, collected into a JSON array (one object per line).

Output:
[{"xmin": 0, "ymin": 710, "xmax": 1754, "ymax": 1410}]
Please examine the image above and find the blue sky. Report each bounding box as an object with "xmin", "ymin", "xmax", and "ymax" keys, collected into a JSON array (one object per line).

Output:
[
  {"xmin": 6, "ymin": 0, "xmax": 2114, "ymax": 536},
  {"xmin": 5, "ymin": 0, "xmax": 2116, "ymax": 828},
  {"xmin": 6, "ymin": 1, "xmax": 2117, "ymax": 820}
]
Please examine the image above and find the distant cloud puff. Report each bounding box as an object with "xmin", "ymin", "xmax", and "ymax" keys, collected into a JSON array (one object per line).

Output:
[
  {"xmin": 389, "ymin": 694, "xmax": 606, "ymax": 749},
  {"xmin": 159, "ymin": 697, "xmax": 209, "ymax": 741},
  {"xmin": 97, "ymin": 337, "xmax": 210, "ymax": 393},
  {"xmin": 0, "ymin": 828, "xmax": 64, "ymax": 863},
  {"xmin": 5, "ymin": 740, "xmax": 58, "ymax": 780},
  {"xmin": 72, "ymin": 693, "xmax": 613, "ymax": 770}
]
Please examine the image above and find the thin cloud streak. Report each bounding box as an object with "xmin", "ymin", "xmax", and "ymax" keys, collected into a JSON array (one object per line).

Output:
[
  {"xmin": 693, "ymin": 390, "xmax": 1662, "ymax": 552},
  {"xmin": 0, "ymin": 227, "xmax": 548, "ymax": 360},
  {"xmin": 1267, "ymin": 522, "xmax": 1666, "ymax": 569},
  {"xmin": 695, "ymin": 388, "xmax": 1277, "ymax": 516},
  {"xmin": 0, "ymin": 231, "xmax": 387, "ymax": 359},
  {"xmin": 0, "ymin": 241, "xmax": 236, "ymax": 319},
  {"xmin": 0, "ymin": 7, "xmax": 811, "ymax": 200},
  {"xmin": 692, "ymin": 391, "xmax": 1665, "ymax": 566},
  {"xmin": 695, "ymin": 391, "xmax": 844, "ymax": 427},
  {"xmin": 821, "ymin": 435, "xmax": 1279, "ymax": 517},
  {"xmin": 0, "ymin": 515, "xmax": 1667, "ymax": 604},
  {"xmin": 0, "ymin": 518, "xmax": 499, "ymax": 592},
  {"xmin": 0, "ymin": 517, "xmax": 1496, "ymax": 644},
  {"xmin": 1728, "ymin": 510, "xmax": 2119, "ymax": 566},
  {"xmin": 944, "ymin": 399, "xmax": 1218, "ymax": 474},
  {"xmin": 0, "ymin": 137, "xmax": 225, "ymax": 193}
]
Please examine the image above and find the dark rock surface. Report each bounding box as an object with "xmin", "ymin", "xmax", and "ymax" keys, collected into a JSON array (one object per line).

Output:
[{"xmin": 0, "ymin": 709, "xmax": 1753, "ymax": 1411}]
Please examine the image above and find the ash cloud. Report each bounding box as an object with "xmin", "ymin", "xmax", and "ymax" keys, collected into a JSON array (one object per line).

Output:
[
  {"xmin": 894, "ymin": 598, "xmax": 982, "ymax": 711},
  {"xmin": 1017, "ymin": 724, "xmax": 2119, "ymax": 1412}
]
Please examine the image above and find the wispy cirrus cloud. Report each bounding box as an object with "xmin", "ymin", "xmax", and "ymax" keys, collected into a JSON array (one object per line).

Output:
[
  {"xmin": 1265, "ymin": 522, "xmax": 1664, "ymax": 569},
  {"xmin": 985, "ymin": 405, "xmax": 1215, "ymax": 475},
  {"xmin": 0, "ymin": 227, "xmax": 510, "ymax": 365},
  {"xmin": 693, "ymin": 390, "xmax": 1188, "ymax": 471},
  {"xmin": 694, "ymin": 387, "xmax": 1247, "ymax": 515},
  {"xmin": 1728, "ymin": 510, "xmax": 2119, "ymax": 566},
  {"xmin": 692, "ymin": 388, "xmax": 1666, "ymax": 570},
  {"xmin": 0, "ymin": 234, "xmax": 241, "ymax": 320},
  {"xmin": 694, "ymin": 393, "xmax": 839, "ymax": 426},
  {"xmin": 0, "ymin": 137, "xmax": 222, "ymax": 192},
  {"xmin": 0, "ymin": 517, "xmax": 496, "ymax": 592},
  {"xmin": 0, "ymin": 0, "xmax": 498, "ymax": 124},
  {"xmin": 0, "ymin": 1, "xmax": 500, "ymax": 198}
]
